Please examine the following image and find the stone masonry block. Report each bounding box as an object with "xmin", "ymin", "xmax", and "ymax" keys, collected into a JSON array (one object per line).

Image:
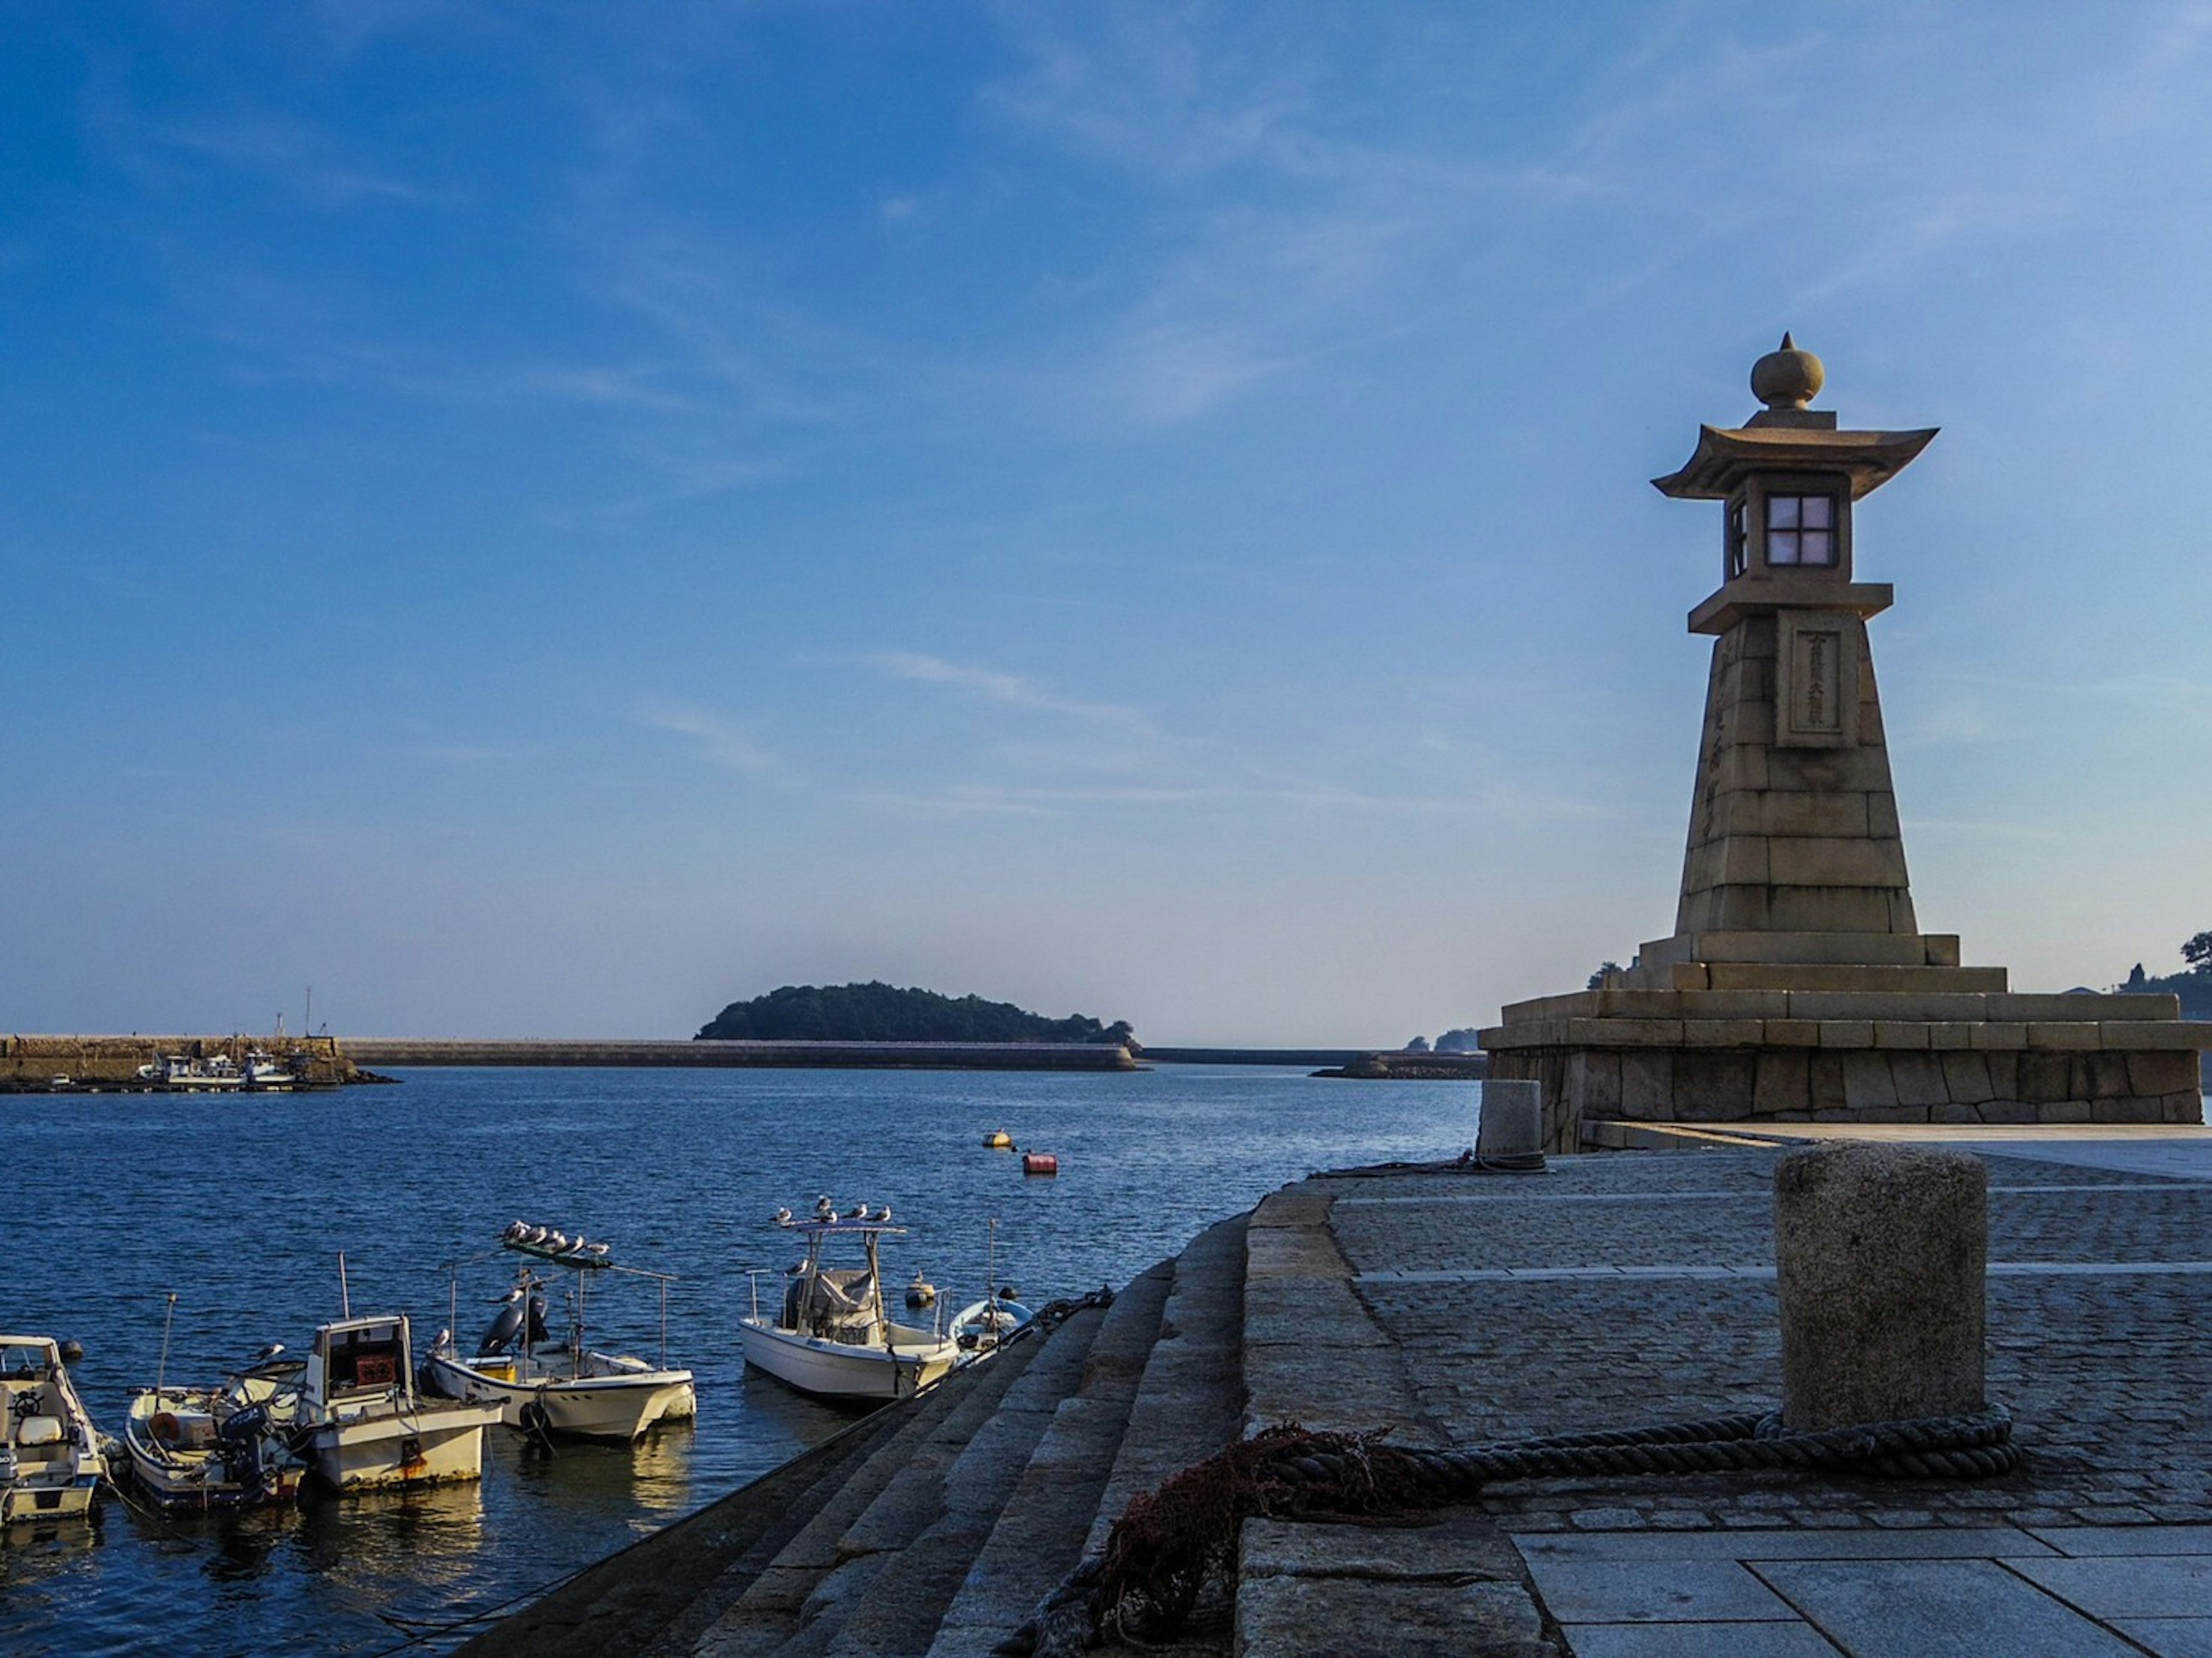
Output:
[
  {"xmin": 1578, "ymin": 1051, "xmax": 1623, "ymax": 1113},
  {"xmin": 1969, "ymin": 1023, "xmax": 2029, "ymax": 1050},
  {"xmin": 2100, "ymin": 1020, "xmax": 2212, "ymax": 1050},
  {"xmin": 1924, "ymin": 936, "xmax": 1962, "ymax": 966},
  {"xmin": 1889, "ymin": 1052, "xmax": 1949, "ymax": 1109},
  {"xmin": 1675, "ymin": 1053, "xmax": 1758, "ymax": 1121},
  {"xmin": 1675, "ymin": 1019, "xmax": 1767, "ymax": 1049},
  {"xmin": 1983, "ymin": 1051, "xmax": 2019, "ymax": 1095},
  {"xmin": 1998, "ymin": 992, "xmax": 2179, "ymax": 1020},
  {"xmin": 1940, "ymin": 1050, "xmax": 1993, "ymax": 1102},
  {"xmin": 2127, "ymin": 1050, "xmax": 2199, "ymax": 1096},
  {"xmin": 1927, "ymin": 1021, "xmax": 1976, "ymax": 1050},
  {"xmin": 1760, "ymin": 886, "xmax": 1907, "ymax": 932},
  {"xmin": 2090, "ymin": 1097, "xmax": 2165, "ymax": 1124},
  {"xmin": 1789, "ymin": 991, "xmax": 1987, "ymax": 1022},
  {"xmin": 2016, "ymin": 1053, "xmax": 2070, "ymax": 1102},
  {"xmin": 1809, "ymin": 1052, "xmax": 1847, "ymax": 1111},
  {"xmin": 2026, "ymin": 1022, "xmax": 2103, "ymax": 1050},
  {"xmin": 1868, "ymin": 792, "xmax": 1902, "ymax": 839},
  {"xmin": 1819, "ymin": 1020, "xmax": 1876, "ymax": 1048},
  {"xmin": 1978, "ymin": 1100, "xmax": 2037, "ymax": 1124},
  {"xmin": 1873, "ymin": 1020, "xmax": 1932, "ymax": 1050},
  {"xmin": 1620, "ymin": 1052, "xmax": 1673, "ymax": 1121},
  {"xmin": 1754, "ymin": 1050, "xmax": 1812, "ymax": 1114},
  {"xmin": 1767, "ymin": 836, "xmax": 1914, "ymax": 889},
  {"xmin": 2167, "ymin": 1091, "xmax": 2207, "ymax": 1124},
  {"xmin": 1842, "ymin": 1051, "xmax": 1900, "ymax": 1110},
  {"xmin": 2073, "ymin": 1053, "xmax": 2130, "ymax": 1099},
  {"xmin": 1763, "ymin": 743, "xmax": 1900, "ymax": 795},
  {"xmin": 1764, "ymin": 1018, "xmax": 1824, "ymax": 1048},
  {"xmin": 2037, "ymin": 1101, "xmax": 2093, "ymax": 1124},
  {"xmin": 1931, "ymin": 1103, "xmax": 1979, "ymax": 1124}
]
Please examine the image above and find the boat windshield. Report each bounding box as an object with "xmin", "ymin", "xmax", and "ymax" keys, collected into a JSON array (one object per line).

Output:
[
  {"xmin": 1, "ymin": 1342, "xmax": 55, "ymax": 1378},
  {"xmin": 321, "ymin": 1323, "xmax": 407, "ymax": 1394}
]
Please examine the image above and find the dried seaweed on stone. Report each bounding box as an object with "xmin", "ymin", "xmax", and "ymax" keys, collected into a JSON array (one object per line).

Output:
[{"xmin": 1093, "ymin": 1424, "xmax": 1426, "ymax": 1640}]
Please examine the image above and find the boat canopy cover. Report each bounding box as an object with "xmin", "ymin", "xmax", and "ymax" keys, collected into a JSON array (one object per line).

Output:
[{"xmin": 783, "ymin": 1268, "xmax": 878, "ymax": 1333}]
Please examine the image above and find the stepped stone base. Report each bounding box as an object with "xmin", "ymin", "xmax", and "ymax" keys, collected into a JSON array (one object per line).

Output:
[{"xmin": 1483, "ymin": 938, "xmax": 2212, "ymax": 1153}]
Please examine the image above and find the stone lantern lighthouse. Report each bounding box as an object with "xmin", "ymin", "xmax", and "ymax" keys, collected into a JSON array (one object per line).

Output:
[{"xmin": 1480, "ymin": 338, "xmax": 2210, "ymax": 1149}]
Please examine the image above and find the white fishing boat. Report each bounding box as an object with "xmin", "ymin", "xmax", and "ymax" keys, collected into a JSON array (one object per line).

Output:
[
  {"xmin": 423, "ymin": 1224, "xmax": 695, "ymax": 1441},
  {"xmin": 740, "ymin": 1209, "xmax": 961, "ymax": 1402},
  {"xmin": 122, "ymin": 1352, "xmax": 308, "ymax": 1509},
  {"xmin": 242, "ymin": 1049, "xmax": 297, "ymax": 1091},
  {"xmin": 0, "ymin": 1335, "xmax": 107, "ymax": 1526},
  {"xmin": 143, "ymin": 1053, "xmax": 244, "ymax": 1090},
  {"xmin": 295, "ymin": 1309, "xmax": 502, "ymax": 1491}
]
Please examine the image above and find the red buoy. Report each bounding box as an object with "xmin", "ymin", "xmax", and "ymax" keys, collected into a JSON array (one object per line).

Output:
[{"xmin": 1021, "ymin": 1152, "xmax": 1058, "ymax": 1177}]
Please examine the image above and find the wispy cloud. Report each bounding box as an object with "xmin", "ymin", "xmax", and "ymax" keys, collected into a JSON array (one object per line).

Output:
[
  {"xmin": 872, "ymin": 652, "xmax": 1156, "ymax": 733},
  {"xmin": 634, "ymin": 700, "xmax": 775, "ymax": 773}
]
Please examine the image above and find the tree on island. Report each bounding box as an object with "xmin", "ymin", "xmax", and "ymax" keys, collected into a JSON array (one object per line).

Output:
[
  {"xmin": 696, "ymin": 981, "xmax": 1135, "ymax": 1047},
  {"xmin": 2115, "ymin": 932, "xmax": 2212, "ymax": 1021}
]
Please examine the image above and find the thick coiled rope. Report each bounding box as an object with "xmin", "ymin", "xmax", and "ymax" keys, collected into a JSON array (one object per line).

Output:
[{"xmin": 997, "ymin": 1405, "xmax": 2018, "ymax": 1656}]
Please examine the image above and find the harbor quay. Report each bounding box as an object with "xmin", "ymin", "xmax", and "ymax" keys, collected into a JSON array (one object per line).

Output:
[{"xmin": 463, "ymin": 1118, "xmax": 2212, "ymax": 1656}]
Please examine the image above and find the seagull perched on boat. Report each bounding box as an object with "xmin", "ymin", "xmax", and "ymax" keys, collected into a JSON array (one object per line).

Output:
[
  {"xmin": 844, "ymin": 1202, "xmax": 869, "ymax": 1220},
  {"xmin": 544, "ymin": 1231, "xmax": 570, "ymax": 1253},
  {"xmin": 772, "ymin": 1207, "xmax": 793, "ymax": 1227},
  {"xmin": 565, "ymin": 1233, "xmax": 589, "ymax": 1255},
  {"xmin": 868, "ymin": 1204, "xmax": 892, "ymax": 1223},
  {"xmin": 489, "ymin": 1287, "xmax": 525, "ymax": 1305},
  {"xmin": 582, "ymin": 1241, "xmax": 611, "ymax": 1257},
  {"xmin": 522, "ymin": 1225, "xmax": 550, "ymax": 1246},
  {"xmin": 814, "ymin": 1194, "xmax": 836, "ymax": 1218},
  {"xmin": 502, "ymin": 1221, "xmax": 527, "ymax": 1243}
]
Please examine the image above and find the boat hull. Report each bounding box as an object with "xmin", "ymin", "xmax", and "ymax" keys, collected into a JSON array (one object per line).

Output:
[
  {"xmin": 1, "ymin": 1335, "xmax": 108, "ymax": 1526},
  {"xmin": 739, "ymin": 1319, "xmax": 960, "ymax": 1402},
  {"xmin": 301, "ymin": 1399, "xmax": 503, "ymax": 1492},
  {"xmin": 122, "ymin": 1392, "xmax": 304, "ymax": 1509},
  {"xmin": 423, "ymin": 1352, "xmax": 696, "ymax": 1441}
]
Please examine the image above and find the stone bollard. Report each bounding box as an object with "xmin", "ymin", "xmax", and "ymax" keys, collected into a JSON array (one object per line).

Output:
[
  {"xmin": 1774, "ymin": 1141, "xmax": 1987, "ymax": 1432},
  {"xmin": 1476, "ymin": 1079, "xmax": 1544, "ymax": 1161}
]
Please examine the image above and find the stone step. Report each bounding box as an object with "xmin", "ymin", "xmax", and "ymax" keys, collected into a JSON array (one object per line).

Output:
[
  {"xmin": 692, "ymin": 1348, "xmax": 1039, "ymax": 1658},
  {"xmin": 459, "ymin": 1400, "xmax": 913, "ymax": 1657},
  {"xmin": 1081, "ymin": 1214, "xmax": 1247, "ymax": 1560},
  {"xmin": 927, "ymin": 1254, "xmax": 1183, "ymax": 1656},
  {"xmin": 813, "ymin": 1303, "xmax": 1115, "ymax": 1657}
]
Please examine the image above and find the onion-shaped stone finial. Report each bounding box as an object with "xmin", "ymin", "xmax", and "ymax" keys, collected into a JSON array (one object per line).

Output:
[{"xmin": 1751, "ymin": 331, "xmax": 1825, "ymax": 411}]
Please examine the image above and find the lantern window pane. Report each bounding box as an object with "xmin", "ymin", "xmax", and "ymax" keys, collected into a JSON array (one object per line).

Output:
[
  {"xmin": 1768, "ymin": 497, "xmax": 1800, "ymax": 529},
  {"xmin": 1801, "ymin": 529, "xmax": 1834, "ymax": 564},
  {"xmin": 1770, "ymin": 530, "xmax": 1800, "ymax": 563},
  {"xmin": 1802, "ymin": 496, "xmax": 1833, "ymax": 528}
]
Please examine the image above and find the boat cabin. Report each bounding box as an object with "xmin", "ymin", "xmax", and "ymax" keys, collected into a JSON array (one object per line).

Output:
[{"xmin": 304, "ymin": 1317, "xmax": 415, "ymax": 1411}]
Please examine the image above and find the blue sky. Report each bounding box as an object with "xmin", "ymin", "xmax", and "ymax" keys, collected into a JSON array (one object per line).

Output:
[{"xmin": 4, "ymin": 1, "xmax": 2209, "ymax": 1045}]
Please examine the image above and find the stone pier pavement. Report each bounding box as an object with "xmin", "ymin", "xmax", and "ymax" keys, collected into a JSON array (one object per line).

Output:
[{"xmin": 1253, "ymin": 1124, "xmax": 2212, "ymax": 1656}]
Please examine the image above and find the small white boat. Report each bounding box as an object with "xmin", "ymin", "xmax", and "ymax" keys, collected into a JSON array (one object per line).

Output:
[
  {"xmin": 423, "ymin": 1227, "xmax": 695, "ymax": 1441},
  {"xmin": 295, "ymin": 1312, "xmax": 503, "ymax": 1491},
  {"xmin": 741, "ymin": 1215, "xmax": 961, "ymax": 1402},
  {"xmin": 0, "ymin": 1335, "xmax": 107, "ymax": 1526},
  {"xmin": 122, "ymin": 1355, "xmax": 308, "ymax": 1509},
  {"xmin": 147, "ymin": 1053, "xmax": 244, "ymax": 1090},
  {"xmin": 950, "ymin": 1292, "xmax": 1036, "ymax": 1356},
  {"xmin": 242, "ymin": 1049, "xmax": 296, "ymax": 1092}
]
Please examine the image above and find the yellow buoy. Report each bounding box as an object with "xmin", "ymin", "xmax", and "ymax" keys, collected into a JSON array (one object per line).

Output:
[{"xmin": 982, "ymin": 1130, "xmax": 1014, "ymax": 1149}]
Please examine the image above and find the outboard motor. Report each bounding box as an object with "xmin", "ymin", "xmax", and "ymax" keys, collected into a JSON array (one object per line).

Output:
[{"xmin": 216, "ymin": 1404, "xmax": 272, "ymax": 1502}]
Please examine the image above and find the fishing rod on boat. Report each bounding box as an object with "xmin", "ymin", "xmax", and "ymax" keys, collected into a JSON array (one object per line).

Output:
[{"xmin": 338, "ymin": 1251, "xmax": 352, "ymax": 1319}]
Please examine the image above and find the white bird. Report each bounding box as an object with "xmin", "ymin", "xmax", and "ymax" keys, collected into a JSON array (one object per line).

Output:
[
  {"xmin": 772, "ymin": 1208, "xmax": 794, "ymax": 1226},
  {"xmin": 502, "ymin": 1221, "xmax": 526, "ymax": 1242},
  {"xmin": 844, "ymin": 1202, "xmax": 869, "ymax": 1220},
  {"xmin": 814, "ymin": 1194, "xmax": 836, "ymax": 1217},
  {"xmin": 490, "ymin": 1287, "xmax": 525, "ymax": 1304},
  {"xmin": 546, "ymin": 1231, "xmax": 570, "ymax": 1253},
  {"xmin": 565, "ymin": 1234, "xmax": 589, "ymax": 1255},
  {"xmin": 582, "ymin": 1242, "xmax": 611, "ymax": 1257},
  {"xmin": 524, "ymin": 1226, "xmax": 549, "ymax": 1246}
]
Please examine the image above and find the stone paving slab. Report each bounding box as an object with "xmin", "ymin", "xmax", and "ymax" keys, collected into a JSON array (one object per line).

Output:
[
  {"xmin": 1751, "ymin": 1558, "xmax": 2141, "ymax": 1656},
  {"xmin": 2008, "ymin": 1554, "xmax": 2212, "ymax": 1618},
  {"xmin": 1561, "ymin": 1624, "xmax": 1842, "ymax": 1657},
  {"xmin": 1523, "ymin": 1557, "xmax": 1798, "ymax": 1623},
  {"xmin": 1516, "ymin": 1527, "xmax": 2056, "ymax": 1562},
  {"xmin": 2116, "ymin": 1618, "xmax": 2212, "ymax": 1656}
]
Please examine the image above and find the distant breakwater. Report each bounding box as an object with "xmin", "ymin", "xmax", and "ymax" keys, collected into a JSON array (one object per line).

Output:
[{"xmin": 341, "ymin": 1038, "xmax": 1139, "ymax": 1071}]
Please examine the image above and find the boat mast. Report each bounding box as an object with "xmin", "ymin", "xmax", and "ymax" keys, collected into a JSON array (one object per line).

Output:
[{"xmin": 155, "ymin": 1291, "xmax": 177, "ymax": 1407}]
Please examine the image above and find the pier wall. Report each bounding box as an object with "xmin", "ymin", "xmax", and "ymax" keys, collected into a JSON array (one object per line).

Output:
[{"xmin": 1, "ymin": 1034, "xmax": 355, "ymax": 1088}]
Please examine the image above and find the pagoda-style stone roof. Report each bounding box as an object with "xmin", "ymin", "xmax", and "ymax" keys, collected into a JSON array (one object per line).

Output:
[{"xmin": 1653, "ymin": 422, "xmax": 1938, "ymax": 502}]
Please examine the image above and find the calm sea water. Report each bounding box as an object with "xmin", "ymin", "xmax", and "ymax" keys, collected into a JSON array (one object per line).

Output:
[{"xmin": 0, "ymin": 1064, "xmax": 1478, "ymax": 1656}]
